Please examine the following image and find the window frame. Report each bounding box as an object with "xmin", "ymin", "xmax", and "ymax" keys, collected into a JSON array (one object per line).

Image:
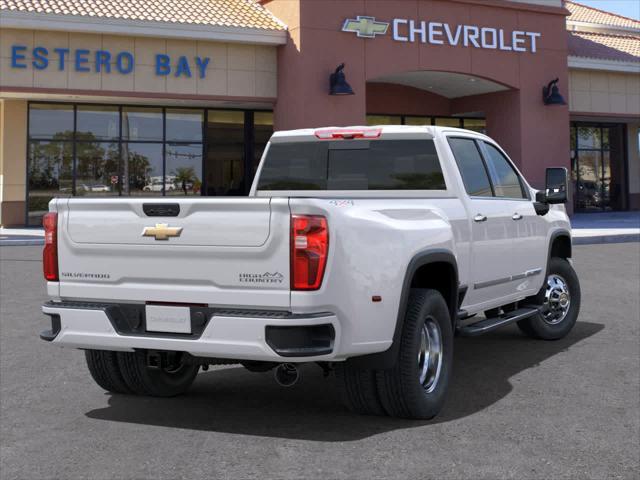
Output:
[
  {"xmin": 571, "ymin": 121, "xmax": 629, "ymax": 212},
  {"xmin": 478, "ymin": 140, "xmax": 529, "ymax": 201},
  {"xmin": 446, "ymin": 136, "xmax": 495, "ymax": 199},
  {"xmin": 446, "ymin": 134, "xmax": 531, "ymax": 202}
]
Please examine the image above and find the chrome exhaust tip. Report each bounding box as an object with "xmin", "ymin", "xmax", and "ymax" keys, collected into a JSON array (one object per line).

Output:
[{"xmin": 274, "ymin": 363, "xmax": 300, "ymax": 387}]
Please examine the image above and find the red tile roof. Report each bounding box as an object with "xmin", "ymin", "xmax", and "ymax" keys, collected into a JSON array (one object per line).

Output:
[
  {"xmin": 0, "ymin": 0, "xmax": 286, "ymax": 30},
  {"xmin": 568, "ymin": 31, "xmax": 640, "ymax": 62},
  {"xmin": 566, "ymin": 1, "xmax": 640, "ymax": 30}
]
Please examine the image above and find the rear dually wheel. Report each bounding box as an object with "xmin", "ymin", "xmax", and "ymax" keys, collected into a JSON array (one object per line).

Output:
[{"xmin": 117, "ymin": 350, "xmax": 199, "ymax": 397}]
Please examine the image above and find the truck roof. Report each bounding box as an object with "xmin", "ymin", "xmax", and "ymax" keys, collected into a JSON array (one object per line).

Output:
[{"xmin": 270, "ymin": 125, "xmax": 491, "ymax": 142}]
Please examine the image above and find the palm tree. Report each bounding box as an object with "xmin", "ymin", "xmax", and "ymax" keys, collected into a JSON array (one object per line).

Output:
[{"xmin": 172, "ymin": 167, "xmax": 198, "ymax": 195}]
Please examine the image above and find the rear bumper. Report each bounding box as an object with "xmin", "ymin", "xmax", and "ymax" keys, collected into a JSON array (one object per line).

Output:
[{"xmin": 41, "ymin": 301, "xmax": 340, "ymax": 362}]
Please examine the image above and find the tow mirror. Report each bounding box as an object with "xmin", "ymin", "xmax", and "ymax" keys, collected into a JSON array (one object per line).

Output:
[{"xmin": 542, "ymin": 167, "xmax": 568, "ymax": 204}]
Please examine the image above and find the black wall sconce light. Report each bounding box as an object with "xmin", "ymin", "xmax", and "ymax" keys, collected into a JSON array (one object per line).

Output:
[
  {"xmin": 329, "ymin": 63, "xmax": 354, "ymax": 95},
  {"xmin": 543, "ymin": 78, "xmax": 567, "ymax": 106}
]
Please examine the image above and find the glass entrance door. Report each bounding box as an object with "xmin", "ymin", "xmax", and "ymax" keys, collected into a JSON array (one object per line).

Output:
[{"xmin": 571, "ymin": 123, "xmax": 627, "ymax": 212}]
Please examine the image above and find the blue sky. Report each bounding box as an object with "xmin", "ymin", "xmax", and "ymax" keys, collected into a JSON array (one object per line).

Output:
[{"xmin": 577, "ymin": 1, "xmax": 640, "ymax": 20}]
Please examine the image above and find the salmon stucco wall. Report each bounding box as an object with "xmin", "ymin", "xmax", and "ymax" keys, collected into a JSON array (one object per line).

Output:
[
  {"xmin": 366, "ymin": 83, "xmax": 451, "ymax": 117},
  {"xmin": 265, "ymin": 0, "xmax": 571, "ymax": 189}
]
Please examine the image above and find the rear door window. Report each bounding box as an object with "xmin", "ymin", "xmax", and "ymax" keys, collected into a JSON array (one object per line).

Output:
[
  {"xmin": 258, "ymin": 140, "xmax": 445, "ymax": 191},
  {"xmin": 447, "ymin": 138, "xmax": 493, "ymax": 197}
]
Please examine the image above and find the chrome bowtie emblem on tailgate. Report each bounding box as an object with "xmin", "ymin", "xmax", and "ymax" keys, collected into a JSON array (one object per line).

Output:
[{"xmin": 142, "ymin": 223, "xmax": 183, "ymax": 240}]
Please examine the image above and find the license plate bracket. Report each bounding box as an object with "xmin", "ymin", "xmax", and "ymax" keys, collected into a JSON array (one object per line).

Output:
[{"xmin": 145, "ymin": 305, "xmax": 192, "ymax": 334}]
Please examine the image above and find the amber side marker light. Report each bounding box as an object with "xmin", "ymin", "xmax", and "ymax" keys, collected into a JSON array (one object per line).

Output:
[{"xmin": 42, "ymin": 212, "xmax": 59, "ymax": 281}]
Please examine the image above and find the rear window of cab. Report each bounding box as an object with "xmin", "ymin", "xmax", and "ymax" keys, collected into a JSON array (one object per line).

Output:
[{"xmin": 257, "ymin": 139, "xmax": 446, "ymax": 191}]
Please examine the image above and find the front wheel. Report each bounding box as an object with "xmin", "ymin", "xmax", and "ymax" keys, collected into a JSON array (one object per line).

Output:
[{"xmin": 518, "ymin": 257, "xmax": 581, "ymax": 340}]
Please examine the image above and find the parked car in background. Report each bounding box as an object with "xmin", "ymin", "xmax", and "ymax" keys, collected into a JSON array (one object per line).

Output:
[
  {"xmin": 143, "ymin": 179, "xmax": 176, "ymax": 192},
  {"xmin": 77, "ymin": 183, "xmax": 111, "ymax": 193}
]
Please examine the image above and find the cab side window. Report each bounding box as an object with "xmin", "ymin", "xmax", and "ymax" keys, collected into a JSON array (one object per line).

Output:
[
  {"xmin": 482, "ymin": 143, "xmax": 526, "ymax": 199},
  {"xmin": 448, "ymin": 138, "xmax": 493, "ymax": 197}
]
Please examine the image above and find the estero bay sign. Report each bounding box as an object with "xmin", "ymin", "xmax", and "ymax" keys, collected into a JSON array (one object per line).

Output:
[
  {"xmin": 9, "ymin": 45, "xmax": 211, "ymax": 78},
  {"xmin": 342, "ymin": 15, "xmax": 542, "ymax": 53}
]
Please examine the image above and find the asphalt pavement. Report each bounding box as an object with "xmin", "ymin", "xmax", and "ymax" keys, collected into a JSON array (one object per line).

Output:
[{"xmin": 0, "ymin": 243, "xmax": 638, "ymax": 479}]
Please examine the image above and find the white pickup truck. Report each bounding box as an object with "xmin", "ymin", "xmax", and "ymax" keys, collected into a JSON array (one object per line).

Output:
[{"xmin": 40, "ymin": 125, "xmax": 580, "ymax": 419}]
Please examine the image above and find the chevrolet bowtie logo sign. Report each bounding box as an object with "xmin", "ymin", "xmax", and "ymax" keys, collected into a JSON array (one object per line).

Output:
[
  {"xmin": 142, "ymin": 223, "xmax": 183, "ymax": 241},
  {"xmin": 342, "ymin": 16, "xmax": 389, "ymax": 38}
]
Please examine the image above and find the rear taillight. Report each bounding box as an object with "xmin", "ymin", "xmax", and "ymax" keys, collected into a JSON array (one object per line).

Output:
[
  {"xmin": 291, "ymin": 215, "xmax": 329, "ymax": 291},
  {"xmin": 42, "ymin": 212, "xmax": 58, "ymax": 281}
]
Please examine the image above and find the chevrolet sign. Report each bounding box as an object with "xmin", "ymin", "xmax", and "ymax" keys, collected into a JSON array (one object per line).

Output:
[{"xmin": 342, "ymin": 16, "xmax": 541, "ymax": 53}]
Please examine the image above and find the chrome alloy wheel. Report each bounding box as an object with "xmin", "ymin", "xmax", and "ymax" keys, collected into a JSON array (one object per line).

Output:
[
  {"xmin": 542, "ymin": 274, "xmax": 571, "ymax": 325},
  {"xmin": 418, "ymin": 317, "xmax": 443, "ymax": 393}
]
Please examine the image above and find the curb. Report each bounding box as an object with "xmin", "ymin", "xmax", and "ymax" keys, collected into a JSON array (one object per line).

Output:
[
  {"xmin": 0, "ymin": 236, "xmax": 45, "ymax": 246},
  {"xmin": 0, "ymin": 239, "xmax": 45, "ymax": 246},
  {"xmin": 573, "ymin": 234, "xmax": 640, "ymax": 245}
]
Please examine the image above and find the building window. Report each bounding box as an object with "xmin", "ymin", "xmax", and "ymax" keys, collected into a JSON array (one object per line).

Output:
[
  {"xmin": 205, "ymin": 110, "xmax": 245, "ymax": 196},
  {"xmin": 27, "ymin": 141, "xmax": 73, "ymax": 225},
  {"xmin": 75, "ymin": 141, "xmax": 120, "ymax": 197},
  {"xmin": 254, "ymin": 111, "xmax": 274, "ymax": 172},
  {"xmin": 76, "ymin": 105, "xmax": 119, "ymax": 141},
  {"xmin": 27, "ymin": 103, "xmax": 272, "ymax": 225},
  {"xmin": 462, "ymin": 118, "xmax": 487, "ymax": 133},
  {"xmin": 367, "ymin": 115, "xmax": 486, "ymax": 134},
  {"xmin": 366, "ymin": 115, "xmax": 402, "ymax": 125},
  {"xmin": 404, "ymin": 117, "xmax": 431, "ymax": 126},
  {"xmin": 571, "ymin": 122, "xmax": 627, "ymax": 212},
  {"xmin": 124, "ymin": 143, "xmax": 164, "ymax": 196},
  {"xmin": 122, "ymin": 107, "xmax": 163, "ymax": 141},
  {"xmin": 166, "ymin": 143, "xmax": 203, "ymax": 196},
  {"xmin": 28, "ymin": 104, "xmax": 74, "ymax": 140},
  {"xmin": 435, "ymin": 117, "xmax": 461, "ymax": 128}
]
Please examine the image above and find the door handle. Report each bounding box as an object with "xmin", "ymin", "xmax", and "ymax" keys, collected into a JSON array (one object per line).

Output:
[
  {"xmin": 474, "ymin": 214, "xmax": 488, "ymax": 223},
  {"xmin": 512, "ymin": 213, "xmax": 523, "ymax": 221}
]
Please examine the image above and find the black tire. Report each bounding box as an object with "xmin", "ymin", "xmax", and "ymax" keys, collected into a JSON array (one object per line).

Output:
[
  {"xmin": 117, "ymin": 350, "xmax": 199, "ymax": 397},
  {"xmin": 518, "ymin": 257, "xmax": 581, "ymax": 340},
  {"xmin": 335, "ymin": 362, "xmax": 386, "ymax": 416},
  {"xmin": 376, "ymin": 289, "xmax": 453, "ymax": 419},
  {"xmin": 84, "ymin": 350, "xmax": 132, "ymax": 394}
]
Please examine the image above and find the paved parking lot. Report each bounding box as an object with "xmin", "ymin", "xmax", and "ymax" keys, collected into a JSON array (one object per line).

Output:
[{"xmin": 1, "ymin": 243, "xmax": 638, "ymax": 480}]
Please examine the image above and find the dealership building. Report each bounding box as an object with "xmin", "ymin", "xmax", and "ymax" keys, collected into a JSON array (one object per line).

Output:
[{"xmin": 0, "ymin": 0, "xmax": 638, "ymax": 226}]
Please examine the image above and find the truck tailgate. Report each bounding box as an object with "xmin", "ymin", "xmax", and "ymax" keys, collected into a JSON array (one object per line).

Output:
[{"xmin": 54, "ymin": 197, "xmax": 291, "ymax": 308}]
